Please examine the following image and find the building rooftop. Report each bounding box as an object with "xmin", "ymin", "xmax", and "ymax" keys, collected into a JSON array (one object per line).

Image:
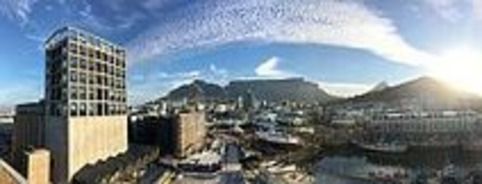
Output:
[{"xmin": 45, "ymin": 26, "xmax": 125, "ymax": 52}]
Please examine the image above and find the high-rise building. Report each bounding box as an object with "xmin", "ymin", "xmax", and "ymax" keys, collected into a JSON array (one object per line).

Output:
[{"xmin": 44, "ymin": 27, "xmax": 128, "ymax": 183}]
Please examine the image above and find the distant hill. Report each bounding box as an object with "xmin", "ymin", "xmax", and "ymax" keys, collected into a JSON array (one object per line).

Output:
[
  {"xmin": 163, "ymin": 78, "xmax": 337, "ymax": 104},
  {"xmin": 336, "ymin": 77, "xmax": 482, "ymax": 110},
  {"xmin": 164, "ymin": 80, "xmax": 227, "ymax": 101},
  {"xmin": 367, "ymin": 81, "xmax": 389, "ymax": 93}
]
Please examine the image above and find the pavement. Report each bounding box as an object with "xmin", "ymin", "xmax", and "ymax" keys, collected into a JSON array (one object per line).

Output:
[
  {"xmin": 219, "ymin": 142, "xmax": 245, "ymax": 184},
  {"xmin": 172, "ymin": 141, "xmax": 247, "ymax": 184},
  {"xmin": 138, "ymin": 163, "xmax": 166, "ymax": 184}
]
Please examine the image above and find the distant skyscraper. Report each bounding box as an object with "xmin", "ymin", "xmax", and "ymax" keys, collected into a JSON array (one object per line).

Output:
[
  {"xmin": 44, "ymin": 27, "xmax": 127, "ymax": 183},
  {"xmin": 242, "ymin": 89, "xmax": 259, "ymax": 111}
]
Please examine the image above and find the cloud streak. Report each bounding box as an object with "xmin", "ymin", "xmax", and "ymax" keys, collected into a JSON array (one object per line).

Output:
[
  {"xmin": 423, "ymin": 0, "xmax": 469, "ymax": 23},
  {"xmin": 255, "ymin": 57, "xmax": 294, "ymax": 78},
  {"xmin": 0, "ymin": 0, "xmax": 39, "ymax": 24},
  {"xmin": 127, "ymin": 0, "xmax": 434, "ymax": 66},
  {"xmin": 252, "ymin": 56, "xmax": 371, "ymax": 97}
]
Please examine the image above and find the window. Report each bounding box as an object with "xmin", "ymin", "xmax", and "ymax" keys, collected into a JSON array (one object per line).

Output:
[
  {"xmin": 110, "ymin": 104, "xmax": 116, "ymax": 115},
  {"xmin": 79, "ymin": 72, "xmax": 86, "ymax": 84},
  {"xmin": 88, "ymin": 74, "xmax": 94, "ymax": 84},
  {"xmin": 96, "ymin": 50, "xmax": 101, "ymax": 59},
  {"xmin": 69, "ymin": 43, "xmax": 77, "ymax": 54},
  {"xmin": 104, "ymin": 103, "xmax": 109, "ymax": 115},
  {"xmin": 70, "ymin": 103, "xmax": 77, "ymax": 116},
  {"xmin": 89, "ymin": 88, "xmax": 95, "ymax": 100},
  {"xmin": 70, "ymin": 56, "xmax": 78, "ymax": 68},
  {"xmin": 102, "ymin": 53, "xmax": 107, "ymax": 61},
  {"xmin": 101, "ymin": 63, "xmax": 107, "ymax": 73},
  {"xmin": 79, "ymin": 86, "xmax": 86, "ymax": 100},
  {"xmin": 70, "ymin": 86, "xmax": 77, "ymax": 99},
  {"xmin": 104, "ymin": 90, "xmax": 109, "ymax": 101},
  {"xmin": 88, "ymin": 103, "xmax": 95, "ymax": 116},
  {"xmin": 97, "ymin": 89, "xmax": 103, "ymax": 100},
  {"xmin": 103, "ymin": 76, "xmax": 108, "ymax": 87},
  {"xmin": 109, "ymin": 55, "xmax": 114, "ymax": 64},
  {"xmin": 70, "ymin": 71, "xmax": 77, "ymax": 82},
  {"xmin": 79, "ymin": 45, "xmax": 86, "ymax": 56},
  {"xmin": 97, "ymin": 103, "xmax": 103, "ymax": 116},
  {"xmin": 80, "ymin": 103, "xmax": 86, "ymax": 116},
  {"xmin": 96, "ymin": 75, "xmax": 103, "ymax": 85},
  {"xmin": 80, "ymin": 58, "xmax": 87, "ymax": 69},
  {"xmin": 88, "ymin": 60, "xmax": 94, "ymax": 71}
]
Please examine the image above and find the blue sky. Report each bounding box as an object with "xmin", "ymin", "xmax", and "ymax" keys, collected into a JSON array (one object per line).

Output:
[{"xmin": 0, "ymin": 0, "xmax": 479, "ymax": 108}]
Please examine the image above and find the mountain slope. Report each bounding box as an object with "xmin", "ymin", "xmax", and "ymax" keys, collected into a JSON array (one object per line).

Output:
[
  {"xmin": 367, "ymin": 81, "xmax": 389, "ymax": 93},
  {"xmin": 340, "ymin": 77, "xmax": 482, "ymax": 110},
  {"xmin": 164, "ymin": 80, "xmax": 227, "ymax": 101}
]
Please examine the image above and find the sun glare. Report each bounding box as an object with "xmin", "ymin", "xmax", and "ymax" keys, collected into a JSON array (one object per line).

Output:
[{"xmin": 428, "ymin": 47, "xmax": 482, "ymax": 96}]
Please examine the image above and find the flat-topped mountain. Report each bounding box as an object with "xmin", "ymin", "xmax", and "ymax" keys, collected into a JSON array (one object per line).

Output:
[
  {"xmin": 163, "ymin": 78, "xmax": 337, "ymax": 104},
  {"xmin": 225, "ymin": 78, "xmax": 335, "ymax": 104}
]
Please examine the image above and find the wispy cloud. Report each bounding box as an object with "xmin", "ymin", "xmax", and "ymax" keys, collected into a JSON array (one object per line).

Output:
[
  {"xmin": 422, "ymin": 0, "xmax": 469, "ymax": 22},
  {"xmin": 255, "ymin": 57, "xmax": 294, "ymax": 79},
  {"xmin": 129, "ymin": 63, "xmax": 232, "ymax": 104},
  {"xmin": 0, "ymin": 0, "xmax": 39, "ymax": 25},
  {"xmin": 127, "ymin": 0, "xmax": 434, "ymax": 67},
  {"xmin": 252, "ymin": 56, "xmax": 371, "ymax": 97},
  {"xmin": 77, "ymin": 0, "xmax": 142, "ymax": 31}
]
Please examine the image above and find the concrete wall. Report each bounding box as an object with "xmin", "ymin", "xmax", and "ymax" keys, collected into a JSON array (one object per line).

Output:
[
  {"xmin": 44, "ymin": 116, "xmax": 68, "ymax": 184},
  {"xmin": 68, "ymin": 115, "xmax": 128, "ymax": 181},
  {"xmin": 25, "ymin": 149, "xmax": 50, "ymax": 184},
  {"xmin": 45, "ymin": 115, "xmax": 128, "ymax": 183},
  {"xmin": 175, "ymin": 112, "xmax": 206, "ymax": 157},
  {"xmin": 12, "ymin": 103, "xmax": 44, "ymax": 171}
]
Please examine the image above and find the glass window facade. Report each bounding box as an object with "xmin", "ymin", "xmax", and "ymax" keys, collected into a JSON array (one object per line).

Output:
[{"xmin": 45, "ymin": 27, "xmax": 127, "ymax": 117}]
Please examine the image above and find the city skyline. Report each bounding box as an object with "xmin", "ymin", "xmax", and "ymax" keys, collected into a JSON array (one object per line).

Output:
[{"xmin": 0, "ymin": 0, "xmax": 480, "ymax": 108}]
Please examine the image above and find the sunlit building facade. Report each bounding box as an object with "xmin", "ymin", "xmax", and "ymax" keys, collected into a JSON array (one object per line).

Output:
[{"xmin": 44, "ymin": 27, "xmax": 127, "ymax": 183}]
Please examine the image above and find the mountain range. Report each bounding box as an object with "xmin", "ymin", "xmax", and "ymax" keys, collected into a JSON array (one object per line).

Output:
[
  {"xmin": 162, "ymin": 78, "xmax": 336, "ymax": 104},
  {"xmin": 335, "ymin": 77, "xmax": 482, "ymax": 110},
  {"xmin": 160, "ymin": 76, "xmax": 482, "ymax": 110}
]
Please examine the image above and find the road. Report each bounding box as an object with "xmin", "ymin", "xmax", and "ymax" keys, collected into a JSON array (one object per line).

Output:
[
  {"xmin": 219, "ymin": 142, "xmax": 245, "ymax": 184},
  {"xmin": 138, "ymin": 163, "xmax": 166, "ymax": 184}
]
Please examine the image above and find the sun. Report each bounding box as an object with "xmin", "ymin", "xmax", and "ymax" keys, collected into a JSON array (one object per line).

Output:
[{"xmin": 427, "ymin": 46, "xmax": 482, "ymax": 96}]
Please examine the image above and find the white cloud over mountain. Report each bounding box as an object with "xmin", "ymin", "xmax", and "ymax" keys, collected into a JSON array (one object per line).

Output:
[{"xmin": 255, "ymin": 57, "xmax": 293, "ymax": 78}]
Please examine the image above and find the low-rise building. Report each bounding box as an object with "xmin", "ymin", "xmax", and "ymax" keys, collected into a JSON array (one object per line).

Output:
[
  {"xmin": 22, "ymin": 149, "xmax": 50, "ymax": 184},
  {"xmin": 174, "ymin": 110, "xmax": 207, "ymax": 158},
  {"xmin": 12, "ymin": 101, "xmax": 44, "ymax": 172}
]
